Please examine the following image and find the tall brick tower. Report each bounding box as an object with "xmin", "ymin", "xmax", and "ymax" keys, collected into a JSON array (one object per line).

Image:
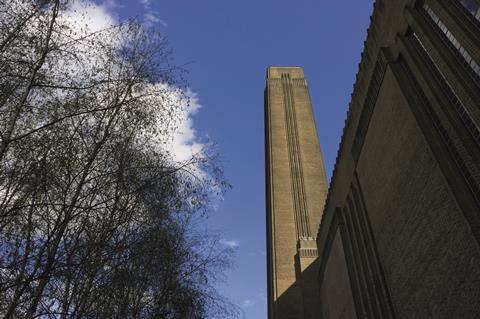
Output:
[{"xmin": 265, "ymin": 67, "xmax": 328, "ymax": 319}]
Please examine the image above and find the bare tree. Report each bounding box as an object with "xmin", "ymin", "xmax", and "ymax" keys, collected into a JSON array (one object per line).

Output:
[{"xmin": 0, "ymin": 1, "xmax": 238, "ymax": 318}]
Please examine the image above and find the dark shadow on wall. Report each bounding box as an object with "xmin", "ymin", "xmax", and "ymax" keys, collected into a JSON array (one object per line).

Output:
[{"xmin": 273, "ymin": 256, "xmax": 322, "ymax": 319}]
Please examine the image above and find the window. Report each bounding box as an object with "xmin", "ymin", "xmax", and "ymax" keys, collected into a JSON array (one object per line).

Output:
[
  {"xmin": 424, "ymin": 3, "xmax": 480, "ymax": 77},
  {"xmin": 412, "ymin": 32, "xmax": 480, "ymax": 145}
]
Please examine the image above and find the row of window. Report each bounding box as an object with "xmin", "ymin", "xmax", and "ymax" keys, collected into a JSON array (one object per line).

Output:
[
  {"xmin": 458, "ymin": 0, "xmax": 480, "ymax": 21},
  {"xmin": 412, "ymin": 32, "xmax": 480, "ymax": 146},
  {"xmin": 424, "ymin": 3, "xmax": 480, "ymax": 77}
]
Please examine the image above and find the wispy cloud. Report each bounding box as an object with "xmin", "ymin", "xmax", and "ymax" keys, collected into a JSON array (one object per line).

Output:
[
  {"xmin": 139, "ymin": 0, "xmax": 167, "ymax": 28},
  {"xmin": 219, "ymin": 239, "xmax": 240, "ymax": 249},
  {"xmin": 240, "ymin": 291, "xmax": 266, "ymax": 309},
  {"xmin": 144, "ymin": 12, "xmax": 168, "ymax": 27},
  {"xmin": 140, "ymin": 0, "xmax": 151, "ymax": 6},
  {"xmin": 102, "ymin": 0, "xmax": 122, "ymax": 10},
  {"xmin": 247, "ymin": 250, "xmax": 266, "ymax": 257},
  {"xmin": 242, "ymin": 299, "xmax": 257, "ymax": 307}
]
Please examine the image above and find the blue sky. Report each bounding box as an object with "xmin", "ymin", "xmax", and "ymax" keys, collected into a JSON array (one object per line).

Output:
[{"xmin": 95, "ymin": 1, "xmax": 374, "ymax": 317}]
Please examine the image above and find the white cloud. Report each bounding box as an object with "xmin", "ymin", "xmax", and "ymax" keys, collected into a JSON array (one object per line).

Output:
[
  {"xmin": 62, "ymin": 1, "xmax": 205, "ymax": 170},
  {"xmin": 170, "ymin": 89, "xmax": 204, "ymax": 164},
  {"xmin": 145, "ymin": 84, "xmax": 205, "ymax": 167},
  {"xmin": 220, "ymin": 239, "xmax": 240, "ymax": 249},
  {"xmin": 63, "ymin": 1, "xmax": 117, "ymax": 32},
  {"xmin": 242, "ymin": 299, "xmax": 256, "ymax": 307}
]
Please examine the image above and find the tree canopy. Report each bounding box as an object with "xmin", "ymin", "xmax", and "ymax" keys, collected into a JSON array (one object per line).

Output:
[{"xmin": 0, "ymin": 0, "xmax": 238, "ymax": 318}]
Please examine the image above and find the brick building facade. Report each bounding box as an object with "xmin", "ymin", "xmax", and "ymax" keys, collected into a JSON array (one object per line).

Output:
[{"xmin": 266, "ymin": 0, "xmax": 480, "ymax": 318}]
